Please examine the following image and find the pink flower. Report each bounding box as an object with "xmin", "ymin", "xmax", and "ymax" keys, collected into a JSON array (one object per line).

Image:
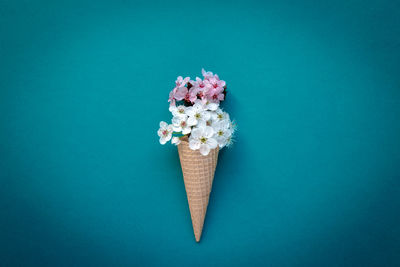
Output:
[
  {"xmin": 192, "ymin": 77, "xmax": 210, "ymax": 100},
  {"xmin": 206, "ymin": 86, "xmax": 225, "ymax": 103},
  {"xmin": 194, "ymin": 77, "xmax": 207, "ymax": 90},
  {"xmin": 203, "ymin": 76, "xmax": 225, "ymax": 103},
  {"xmin": 205, "ymin": 76, "xmax": 226, "ymax": 90},
  {"xmin": 201, "ymin": 68, "xmax": 214, "ymax": 80},
  {"xmin": 174, "ymin": 86, "xmax": 198, "ymax": 103},
  {"xmin": 175, "ymin": 76, "xmax": 190, "ymax": 87},
  {"xmin": 168, "ymin": 76, "xmax": 190, "ymax": 106}
]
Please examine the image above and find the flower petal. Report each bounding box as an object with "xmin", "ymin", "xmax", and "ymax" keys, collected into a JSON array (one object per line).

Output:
[
  {"xmin": 191, "ymin": 127, "xmax": 202, "ymax": 139},
  {"xmin": 185, "ymin": 107, "xmax": 195, "ymax": 116},
  {"xmin": 196, "ymin": 119, "xmax": 206, "ymax": 128},
  {"xmin": 207, "ymin": 137, "xmax": 218, "ymax": 149},
  {"xmin": 189, "ymin": 139, "xmax": 201, "ymax": 150},
  {"xmin": 202, "ymin": 111, "xmax": 211, "ymax": 121},
  {"xmin": 172, "ymin": 126, "xmax": 182, "ymax": 132},
  {"xmin": 169, "ymin": 105, "xmax": 176, "ymax": 113},
  {"xmin": 160, "ymin": 137, "xmax": 167, "ymax": 145},
  {"xmin": 207, "ymin": 103, "xmax": 218, "ymax": 111},
  {"xmin": 157, "ymin": 131, "xmax": 163, "ymax": 137},
  {"xmin": 182, "ymin": 127, "xmax": 191, "ymax": 135},
  {"xmin": 204, "ymin": 126, "xmax": 214, "ymax": 138},
  {"xmin": 174, "ymin": 87, "xmax": 187, "ymax": 100},
  {"xmin": 199, "ymin": 144, "xmax": 210, "ymax": 156},
  {"xmin": 193, "ymin": 103, "xmax": 203, "ymax": 112},
  {"xmin": 171, "ymin": 137, "xmax": 181, "ymax": 145},
  {"xmin": 187, "ymin": 116, "xmax": 197, "ymax": 126}
]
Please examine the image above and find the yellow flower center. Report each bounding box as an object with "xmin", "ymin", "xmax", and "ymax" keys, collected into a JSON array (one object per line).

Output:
[{"xmin": 200, "ymin": 137, "xmax": 207, "ymax": 143}]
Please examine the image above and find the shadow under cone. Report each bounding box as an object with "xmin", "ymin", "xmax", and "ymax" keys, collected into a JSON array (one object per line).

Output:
[{"xmin": 177, "ymin": 138, "xmax": 219, "ymax": 242}]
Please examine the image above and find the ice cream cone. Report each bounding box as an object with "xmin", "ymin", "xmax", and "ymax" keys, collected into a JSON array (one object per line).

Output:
[{"xmin": 177, "ymin": 137, "xmax": 219, "ymax": 242}]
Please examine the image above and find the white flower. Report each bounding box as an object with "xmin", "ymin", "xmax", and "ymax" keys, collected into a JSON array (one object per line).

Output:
[
  {"xmin": 157, "ymin": 121, "xmax": 173, "ymax": 145},
  {"xmin": 171, "ymin": 137, "xmax": 181, "ymax": 145},
  {"xmin": 172, "ymin": 116, "xmax": 191, "ymax": 134},
  {"xmin": 213, "ymin": 120, "xmax": 232, "ymax": 148},
  {"xmin": 169, "ymin": 105, "xmax": 187, "ymax": 118},
  {"xmin": 186, "ymin": 103, "xmax": 211, "ymax": 126},
  {"xmin": 212, "ymin": 108, "xmax": 230, "ymax": 122},
  {"xmin": 189, "ymin": 126, "xmax": 218, "ymax": 156}
]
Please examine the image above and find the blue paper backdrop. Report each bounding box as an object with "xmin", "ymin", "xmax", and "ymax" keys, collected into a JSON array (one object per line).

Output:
[{"xmin": 1, "ymin": 0, "xmax": 399, "ymax": 266}]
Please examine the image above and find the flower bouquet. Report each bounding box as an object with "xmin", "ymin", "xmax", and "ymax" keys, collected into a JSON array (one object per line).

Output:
[{"xmin": 157, "ymin": 69, "xmax": 236, "ymax": 242}]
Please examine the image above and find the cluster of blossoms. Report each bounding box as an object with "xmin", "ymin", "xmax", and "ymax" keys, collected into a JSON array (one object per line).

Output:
[
  {"xmin": 158, "ymin": 69, "xmax": 235, "ymax": 156},
  {"xmin": 168, "ymin": 69, "xmax": 227, "ymax": 107}
]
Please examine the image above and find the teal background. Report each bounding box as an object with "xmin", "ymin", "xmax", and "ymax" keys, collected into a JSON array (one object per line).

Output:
[{"xmin": 1, "ymin": 0, "xmax": 399, "ymax": 266}]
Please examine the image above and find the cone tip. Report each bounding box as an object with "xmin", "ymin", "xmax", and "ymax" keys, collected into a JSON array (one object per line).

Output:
[{"xmin": 194, "ymin": 228, "xmax": 202, "ymax": 242}]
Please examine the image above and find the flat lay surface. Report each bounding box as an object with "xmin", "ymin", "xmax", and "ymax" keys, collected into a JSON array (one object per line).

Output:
[{"xmin": 1, "ymin": 0, "xmax": 399, "ymax": 266}]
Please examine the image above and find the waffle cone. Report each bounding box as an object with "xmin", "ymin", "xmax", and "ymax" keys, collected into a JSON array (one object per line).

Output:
[{"xmin": 177, "ymin": 137, "xmax": 219, "ymax": 242}]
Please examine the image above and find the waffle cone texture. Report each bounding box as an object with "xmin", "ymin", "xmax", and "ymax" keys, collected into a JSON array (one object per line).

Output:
[{"xmin": 177, "ymin": 137, "xmax": 219, "ymax": 242}]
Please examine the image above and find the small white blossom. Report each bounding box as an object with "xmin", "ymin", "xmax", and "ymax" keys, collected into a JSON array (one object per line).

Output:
[
  {"xmin": 172, "ymin": 116, "xmax": 191, "ymax": 134},
  {"xmin": 213, "ymin": 120, "xmax": 232, "ymax": 148},
  {"xmin": 212, "ymin": 108, "xmax": 230, "ymax": 122},
  {"xmin": 186, "ymin": 103, "xmax": 211, "ymax": 126},
  {"xmin": 157, "ymin": 121, "xmax": 173, "ymax": 145},
  {"xmin": 169, "ymin": 105, "xmax": 187, "ymax": 118},
  {"xmin": 189, "ymin": 126, "xmax": 218, "ymax": 156}
]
